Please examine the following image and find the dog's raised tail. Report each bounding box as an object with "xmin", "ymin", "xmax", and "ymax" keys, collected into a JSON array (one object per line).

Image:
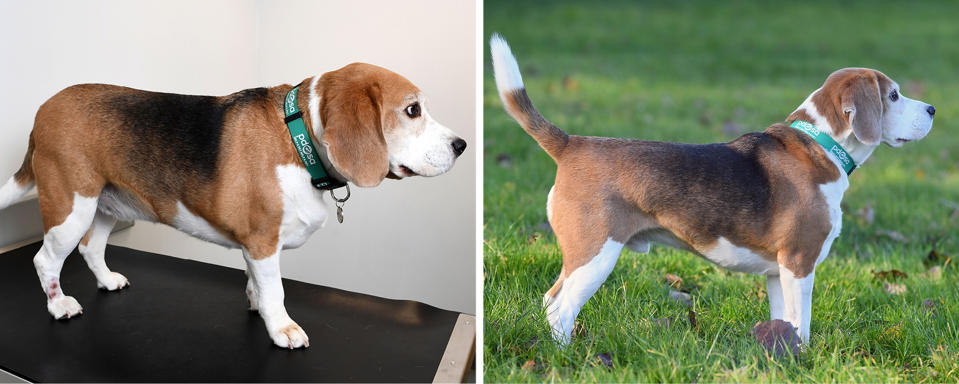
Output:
[
  {"xmin": 490, "ymin": 34, "xmax": 569, "ymax": 160},
  {"xmin": 0, "ymin": 136, "xmax": 36, "ymax": 210}
]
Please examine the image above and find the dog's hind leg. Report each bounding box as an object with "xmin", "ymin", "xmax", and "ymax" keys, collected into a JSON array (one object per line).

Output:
[
  {"xmin": 34, "ymin": 190, "xmax": 101, "ymax": 319},
  {"xmin": 545, "ymin": 238, "xmax": 624, "ymax": 345},
  {"xmin": 78, "ymin": 211, "xmax": 129, "ymax": 291}
]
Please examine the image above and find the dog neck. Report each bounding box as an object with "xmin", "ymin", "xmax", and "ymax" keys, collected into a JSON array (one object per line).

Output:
[
  {"xmin": 786, "ymin": 87, "xmax": 879, "ymax": 170},
  {"xmin": 304, "ymin": 76, "xmax": 348, "ymax": 183}
]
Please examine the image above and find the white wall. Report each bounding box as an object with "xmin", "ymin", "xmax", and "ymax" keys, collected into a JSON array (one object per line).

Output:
[{"xmin": 0, "ymin": 0, "xmax": 476, "ymax": 314}]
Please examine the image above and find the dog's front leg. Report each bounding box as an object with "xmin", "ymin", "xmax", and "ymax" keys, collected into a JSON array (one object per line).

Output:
[
  {"xmin": 242, "ymin": 248, "xmax": 309, "ymax": 349},
  {"xmin": 778, "ymin": 265, "xmax": 815, "ymax": 344}
]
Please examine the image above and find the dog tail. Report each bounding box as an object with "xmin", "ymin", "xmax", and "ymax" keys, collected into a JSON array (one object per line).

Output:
[
  {"xmin": 0, "ymin": 135, "xmax": 37, "ymax": 210},
  {"xmin": 490, "ymin": 34, "xmax": 569, "ymax": 160}
]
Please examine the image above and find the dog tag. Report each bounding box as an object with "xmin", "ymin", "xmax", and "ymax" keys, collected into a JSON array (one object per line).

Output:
[{"xmin": 336, "ymin": 206, "xmax": 344, "ymax": 223}]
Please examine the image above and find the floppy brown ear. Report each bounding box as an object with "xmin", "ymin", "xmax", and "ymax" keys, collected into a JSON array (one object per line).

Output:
[
  {"xmin": 840, "ymin": 73, "xmax": 883, "ymax": 146},
  {"xmin": 319, "ymin": 75, "xmax": 389, "ymax": 187}
]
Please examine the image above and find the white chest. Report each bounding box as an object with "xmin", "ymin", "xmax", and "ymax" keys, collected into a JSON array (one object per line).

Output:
[{"xmin": 275, "ymin": 164, "xmax": 329, "ymax": 249}]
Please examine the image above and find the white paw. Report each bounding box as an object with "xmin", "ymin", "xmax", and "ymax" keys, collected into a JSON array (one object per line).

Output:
[
  {"xmin": 269, "ymin": 322, "xmax": 310, "ymax": 349},
  {"xmin": 97, "ymin": 272, "xmax": 130, "ymax": 291},
  {"xmin": 47, "ymin": 296, "xmax": 83, "ymax": 319}
]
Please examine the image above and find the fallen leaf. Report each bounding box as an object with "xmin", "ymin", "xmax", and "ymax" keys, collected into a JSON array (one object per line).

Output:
[
  {"xmin": 594, "ymin": 352, "xmax": 614, "ymax": 369},
  {"xmin": 495, "ymin": 153, "xmax": 513, "ymax": 168},
  {"xmin": 688, "ymin": 309, "xmax": 698, "ymax": 328},
  {"xmin": 922, "ymin": 298, "xmax": 939, "ymax": 316},
  {"xmin": 573, "ymin": 321, "xmax": 588, "ymax": 338},
  {"xmin": 855, "ymin": 204, "xmax": 875, "ymax": 225},
  {"xmin": 915, "ymin": 169, "xmax": 926, "ymax": 180},
  {"xmin": 926, "ymin": 266, "xmax": 943, "ymax": 281},
  {"xmin": 652, "ymin": 317, "xmax": 674, "ymax": 328},
  {"xmin": 751, "ymin": 320, "xmax": 801, "ymax": 358},
  {"xmin": 876, "ymin": 230, "xmax": 909, "ymax": 243},
  {"xmin": 884, "ymin": 282, "xmax": 907, "ymax": 295},
  {"xmin": 521, "ymin": 359, "xmax": 544, "ymax": 372},
  {"xmin": 669, "ymin": 290, "xmax": 692, "ymax": 307},
  {"xmin": 665, "ymin": 273, "xmax": 683, "ymax": 288},
  {"xmin": 563, "ymin": 75, "xmax": 579, "ymax": 91},
  {"xmin": 884, "ymin": 322, "xmax": 903, "ymax": 338},
  {"xmin": 527, "ymin": 232, "xmax": 541, "ymax": 245},
  {"xmin": 872, "ymin": 269, "xmax": 908, "ymax": 281},
  {"xmin": 924, "ymin": 249, "xmax": 951, "ymax": 268}
]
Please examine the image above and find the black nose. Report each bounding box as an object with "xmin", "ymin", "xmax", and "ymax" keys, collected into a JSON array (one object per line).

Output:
[
  {"xmin": 451, "ymin": 138, "xmax": 467, "ymax": 157},
  {"xmin": 927, "ymin": 105, "xmax": 936, "ymax": 116}
]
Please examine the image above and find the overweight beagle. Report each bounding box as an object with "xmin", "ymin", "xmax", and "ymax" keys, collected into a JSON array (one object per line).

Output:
[
  {"xmin": 0, "ymin": 63, "xmax": 466, "ymax": 349},
  {"xmin": 490, "ymin": 35, "xmax": 934, "ymax": 345}
]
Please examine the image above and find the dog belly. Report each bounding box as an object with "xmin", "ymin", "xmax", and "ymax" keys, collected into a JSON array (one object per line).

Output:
[
  {"xmin": 700, "ymin": 237, "xmax": 778, "ymax": 274},
  {"xmin": 97, "ymin": 185, "xmax": 157, "ymax": 222}
]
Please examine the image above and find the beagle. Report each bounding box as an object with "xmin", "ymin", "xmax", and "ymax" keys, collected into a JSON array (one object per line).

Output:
[
  {"xmin": 490, "ymin": 35, "xmax": 934, "ymax": 345},
  {"xmin": 0, "ymin": 63, "xmax": 466, "ymax": 349}
]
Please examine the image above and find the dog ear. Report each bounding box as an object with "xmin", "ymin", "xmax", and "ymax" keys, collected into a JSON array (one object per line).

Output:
[
  {"xmin": 318, "ymin": 71, "xmax": 389, "ymax": 188},
  {"xmin": 840, "ymin": 73, "xmax": 883, "ymax": 146}
]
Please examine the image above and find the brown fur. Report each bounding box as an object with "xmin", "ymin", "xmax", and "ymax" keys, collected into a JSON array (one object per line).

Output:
[{"xmin": 20, "ymin": 63, "xmax": 418, "ymax": 259}]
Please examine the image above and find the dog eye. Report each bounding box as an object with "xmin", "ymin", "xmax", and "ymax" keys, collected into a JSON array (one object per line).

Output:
[
  {"xmin": 405, "ymin": 103, "xmax": 421, "ymax": 118},
  {"xmin": 889, "ymin": 90, "xmax": 899, "ymax": 102}
]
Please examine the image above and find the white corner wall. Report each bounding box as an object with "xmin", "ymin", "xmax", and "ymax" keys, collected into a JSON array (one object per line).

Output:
[{"xmin": 0, "ymin": 0, "xmax": 475, "ymax": 314}]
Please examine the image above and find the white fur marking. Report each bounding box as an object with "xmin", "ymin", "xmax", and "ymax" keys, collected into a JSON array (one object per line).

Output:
[
  {"xmin": 766, "ymin": 274, "xmax": 785, "ymax": 320},
  {"xmin": 172, "ymin": 201, "xmax": 239, "ymax": 248},
  {"xmin": 546, "ymin": 185, "xmax": 555, "ymax": 222},
  {"xmin": 0, "ymin": 177, "xmax": 32, "ymax": 210},
  {"xmin": 243, "ymin": 249, "xmax": 309, "ymax": 348},
  {"xmin": 78, "ymin": 212, "xmax": 129, "ymax": 290},
  {"xmin": 34, "ymin": 192, "xmax": 98, "ymax": 319},
  {"xmin": 545, "ymin": 238, "xmax": 623, "ymax": 345},
  {"xmin": 701, "ymin": 237, "xmax": 779, "ymax": 274},
  {"xmin": 778, "ymin": 266, "xmax": 815, "ymax": 343},
  {"xmin": 385, "ymin": 102, "xmax": 461, "ymax": 178},
  {"xmin": 490, "ymin": 34, "xmax": 525, "ymax": 93},
  {"xmin": 276, "ymin": 164, "xmax": 328, "ymax": 250}
]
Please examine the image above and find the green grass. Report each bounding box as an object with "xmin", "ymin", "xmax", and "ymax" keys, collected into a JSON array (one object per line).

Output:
[{"xmin": 483, "ymin": 1, "xmax": 959, "ymax": 381}]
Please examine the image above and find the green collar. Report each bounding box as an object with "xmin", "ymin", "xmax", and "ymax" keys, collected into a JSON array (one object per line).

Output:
[
  {"xmin": 789, "ymin": 120, "xmax": 856, "ymax": 175},
  {"xmin": 284, "ymin": 86, "xmax": 346, "ymax": 190}
]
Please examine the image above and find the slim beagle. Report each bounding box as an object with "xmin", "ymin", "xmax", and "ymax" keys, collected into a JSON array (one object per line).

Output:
[
  {"xmin": 0, "ymin": 63, "xmax": 466, "ymax": 349},
  {"xmin": 490, "ymin": 35, "xmax": 934, "ymax": 345}
]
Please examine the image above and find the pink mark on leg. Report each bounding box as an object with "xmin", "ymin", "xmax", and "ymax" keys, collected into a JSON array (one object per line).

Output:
[{"xmin": 48, "ymin": 282, "xmax": 59, "ymax": 299}]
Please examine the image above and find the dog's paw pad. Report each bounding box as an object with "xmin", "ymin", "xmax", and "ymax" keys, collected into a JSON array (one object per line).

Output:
[
  {"xmin": 48, "ymin": 296, "xmax": 83, "ymax": 319},
  {"xmin": 270, "ymin": 322, "xmax": 309, "ymax": 349},
  {"xmin": 97, "ymin": 272, "xmax": 130, "ymax": 291}
]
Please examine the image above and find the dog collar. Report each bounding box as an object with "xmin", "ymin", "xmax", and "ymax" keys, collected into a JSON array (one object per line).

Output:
[
  {"xmin": 789, "ymin": 120, "xmax": 856, "ymax": 175},
  {"xmin": 283, "ymin": 86, "xmax": 347, "ymax": 190}
]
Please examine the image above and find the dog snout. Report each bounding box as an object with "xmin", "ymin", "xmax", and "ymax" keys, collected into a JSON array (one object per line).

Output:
[
  {"xmin": 927, "ymin": 105, "xmax": 936, "ymax": 117},
  {"xmin": 451, "ymin": 138, "xmax": 467, "ymax": 157}
]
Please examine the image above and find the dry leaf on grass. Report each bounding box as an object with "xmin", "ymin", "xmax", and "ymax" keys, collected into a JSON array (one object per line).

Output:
[
  {"xmin": 924, "ymin": 249, "xmax": 951, "ymax": 268},
  {"xmin": 884, "ymin": 282, "xmax": 907, "ymax": 295},
  {"xmin": 563, "ymin": 75, "xmax": 579, "ymax": 91},
  {"xmin": 855, "ymin": 203, "xmax": 875, "ymax": 225},
  {"xmin": 495, "ymin": 153, "xmax": 513, "ymax": 168},
  {"xmin": 527, "ymin": 232, "xmax": 541, "ymax": 245},
  {"xmin": 669, "ymin": 290, "xmax": 692, "ymax": 307},
  {"xmin": 751, "ymin": 320, "xmax": 801, "ymax": 358},
  {"xmin": 921, "ymin": 266, "xmax": 943, "ymax": 281},
  {"xmin": 594, "ymin": 352, "xmax": 614, "ymax": 369},
  {"xmin": 521, "ymin": 359, "xmax": 545, "ymax": 372},
  {"xmin": 872, "ymin": 269, "xmax": 908, "ymax": 281},
  {"xmin": 876, "ymin": 230, "xmax": 910, "ymax": 243},
  {"xmin": 688, "ymin": 309, "xmax": 698, "ymax": 328},
  {"xmin": 923, "ymin": 298, "xmax": 939, "ymax": 316},
  {"xmin": 665, "ymin": 273, "xmax": 683, "ymax": 288},
  {"xmin": 652, "ymin": 317, "xmax": 675, "ymax": 328}
]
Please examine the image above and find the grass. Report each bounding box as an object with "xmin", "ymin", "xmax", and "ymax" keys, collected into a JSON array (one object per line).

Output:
[{"xmin": 483, "ymin": 1, "xmax": 959, "ymax": 381}]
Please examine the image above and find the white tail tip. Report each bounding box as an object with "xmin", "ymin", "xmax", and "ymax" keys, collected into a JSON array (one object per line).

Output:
[{"xmin": 490, "ymin": 33, "xmax": 525, "ymax": 93}]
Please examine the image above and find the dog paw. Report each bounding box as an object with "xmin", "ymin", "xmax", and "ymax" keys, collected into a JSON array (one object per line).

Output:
[
  {"xmin": 97, "ymin": 272, "xmax": 130, "ymax": 291},
  {"xmin": 269, "ymin": 322, "xmax": 310, "ymax": 349},
  {"xmin": 47, "ymin": 296, "xmax": 83, "ymax": 319}
]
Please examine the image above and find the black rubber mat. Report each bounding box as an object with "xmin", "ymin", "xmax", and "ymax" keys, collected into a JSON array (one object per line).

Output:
[{"xmin": 0, "ymin": 242, "xmax": 459, "ymax": 382}]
